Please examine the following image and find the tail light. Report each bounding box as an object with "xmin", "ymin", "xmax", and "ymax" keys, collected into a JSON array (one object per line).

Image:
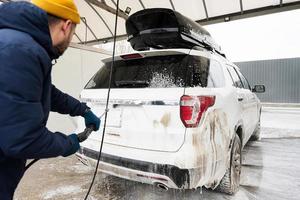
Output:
[
  {"xmin": 120, "ymin": 53, "xmax": 143, "ymax": 60},
  {"xmin": 180, "ymin": 95, "xmax": 215, "ymax": 128}
]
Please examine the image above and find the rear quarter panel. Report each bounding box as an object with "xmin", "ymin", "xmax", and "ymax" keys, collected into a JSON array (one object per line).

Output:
[{"xmin": 182, "ymin": 86, "xmax": 239, "ymax": 188}]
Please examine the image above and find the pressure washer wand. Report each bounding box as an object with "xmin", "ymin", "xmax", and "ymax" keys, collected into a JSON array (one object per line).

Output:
[
  {"xmin": 24, "ymin": 110, "xmax": 108, "ymax": 172},
  {"xmin": 77, "ymin": 126, "xmax": 95, "ymax": 143}
]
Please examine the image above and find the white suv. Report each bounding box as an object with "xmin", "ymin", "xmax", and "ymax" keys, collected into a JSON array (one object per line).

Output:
[{"xmin": 76, "ymin": 8, "xmax": 265, "ymax": 194}]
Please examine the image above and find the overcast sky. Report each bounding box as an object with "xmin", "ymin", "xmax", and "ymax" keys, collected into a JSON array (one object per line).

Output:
[{"xmin": 205, "ymin": 9, "xmax": 300, "ymax": 62}]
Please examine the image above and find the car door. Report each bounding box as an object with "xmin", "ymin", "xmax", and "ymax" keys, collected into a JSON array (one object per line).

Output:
[
  {"xmin": 226, "ymin": 65, "xmax": 252, "ymax": 144},
  {"xmin": 235, "ymin": 68, "xmax": 260, "ymax": 137}
]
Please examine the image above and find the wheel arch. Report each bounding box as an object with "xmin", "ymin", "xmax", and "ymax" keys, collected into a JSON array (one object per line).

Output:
[{"xmin": 234, "ymin": 122, "xmax": 244, "ymax": 147}]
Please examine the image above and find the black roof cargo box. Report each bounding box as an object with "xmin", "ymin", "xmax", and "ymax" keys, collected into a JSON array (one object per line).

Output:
[{"xmin": 126, "ymin": 8, "xmax": 223, "ymax": 56}]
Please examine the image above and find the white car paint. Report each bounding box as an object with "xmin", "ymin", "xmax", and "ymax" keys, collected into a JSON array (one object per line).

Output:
[{"xmin": 76, "ymin": 47, "xmax": 261, "ymax": 190}]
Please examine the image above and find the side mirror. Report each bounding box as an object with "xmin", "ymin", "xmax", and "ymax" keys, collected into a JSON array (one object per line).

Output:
[{"xmin": 252, "ymin": 85, "xmax": 265, "ymax": 93}]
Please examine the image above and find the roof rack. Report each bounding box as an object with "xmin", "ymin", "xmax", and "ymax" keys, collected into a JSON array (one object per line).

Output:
[{"xmin": 126, "ymin": 8, "xmax": 225, "ymax": 58}]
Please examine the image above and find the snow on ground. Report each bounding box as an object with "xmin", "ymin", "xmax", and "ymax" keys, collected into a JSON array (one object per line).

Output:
[
  {"xmin": 261, "ymin": 107, "xmax": 300, "ymax": 130},
  {"xmin": 261, "ymin": 106, "xmax": 300, "ymax": 138}
]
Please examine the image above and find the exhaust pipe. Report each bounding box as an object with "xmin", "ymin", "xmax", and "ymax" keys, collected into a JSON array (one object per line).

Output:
[{"xmin": 155, "ymin": 182, "xmax": 169, "ymax": 191}]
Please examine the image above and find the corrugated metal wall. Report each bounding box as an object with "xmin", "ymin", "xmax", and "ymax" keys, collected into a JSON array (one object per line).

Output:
[{"xmin": 235, "ymin": 58, "xmax": 300, "ymax": 103}]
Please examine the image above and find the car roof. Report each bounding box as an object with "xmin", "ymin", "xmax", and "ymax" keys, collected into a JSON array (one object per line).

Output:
[{"xmin": 102, "ymin": 47, "xmax": 238, "ymax": 71}]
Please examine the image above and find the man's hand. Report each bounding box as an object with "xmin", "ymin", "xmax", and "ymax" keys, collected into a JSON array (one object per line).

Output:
[{"xmin": 84, "ymin": 110, "xmax": 101, "ymax": 131}]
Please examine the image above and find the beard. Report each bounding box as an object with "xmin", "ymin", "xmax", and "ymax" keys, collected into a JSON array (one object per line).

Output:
[
  {"xmin": 53, "ymin": 31, "xmax": 73, "ymax": 58},
  {"xmin": 53, "ymin": 41, "xmax": 69, "ymax": 57}
]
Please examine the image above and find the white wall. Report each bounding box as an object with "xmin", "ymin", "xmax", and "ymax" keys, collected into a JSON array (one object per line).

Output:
[{"xmin": 47, "ymin": 44, "xmax": 110, "ymax": 134}]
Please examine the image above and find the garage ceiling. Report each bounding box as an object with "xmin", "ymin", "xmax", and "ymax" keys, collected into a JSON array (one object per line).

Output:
[
  {"xmin": 73, "ymin": 0, "xmax": 300, "ymax": 45},
  {"xmin": 1, "ymin": 0, "xmax": 300, "ymax": 45}
]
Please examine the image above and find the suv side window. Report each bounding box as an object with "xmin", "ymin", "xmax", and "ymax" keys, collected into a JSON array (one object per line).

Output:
[
  {"xmin": 190, "ymin": 57, "xmax": 225, "ymax": 88},
  {"xmin": 235, "ymin": 68, "xmax": 251, "ymax": 90},
  {"xmin": 190, "ymin": 56, "xmax": 210, "ymax": 87},
  {"xmin": 209, "ymin": 60, "xmax": 225, "ymax": 88},
  {"xmin": 227, "ymin": 65, "xmax": 243, "ymax": 88}
]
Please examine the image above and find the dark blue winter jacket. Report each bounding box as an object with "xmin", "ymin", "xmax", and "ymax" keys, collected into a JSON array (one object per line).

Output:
[{"xmin": 0, "ymin": 2, "xmax": 88, "ymax": 199}]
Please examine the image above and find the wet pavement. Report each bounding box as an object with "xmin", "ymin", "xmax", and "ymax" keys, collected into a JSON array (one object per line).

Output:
[{"xmin": 14, "ymin": 108, "xmax": 300, "ymax": 200}]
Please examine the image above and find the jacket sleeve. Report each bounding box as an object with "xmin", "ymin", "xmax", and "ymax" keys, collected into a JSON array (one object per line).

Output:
[
  {"xmin": 51, "ymin": 85, "xmax": 88, "ymax": 117},
  {"xmin": 0, "ymin": 46, "xmax": 74, "ymax": 159}
]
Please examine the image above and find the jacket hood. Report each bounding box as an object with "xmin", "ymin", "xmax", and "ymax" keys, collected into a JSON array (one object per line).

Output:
[{"xmin": 0, "ymin": 2, "xmax": 58, "ymax": 59}]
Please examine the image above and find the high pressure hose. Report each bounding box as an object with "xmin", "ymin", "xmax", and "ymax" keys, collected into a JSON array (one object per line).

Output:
[{"xmin": 83, "ymin": 0, "xmax": 120, "ymax": 199}]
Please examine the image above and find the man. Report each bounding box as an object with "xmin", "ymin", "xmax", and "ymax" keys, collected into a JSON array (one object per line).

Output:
[{"xmin": 0, "ymin": 0, "xmax": 101, "ymax": 199}]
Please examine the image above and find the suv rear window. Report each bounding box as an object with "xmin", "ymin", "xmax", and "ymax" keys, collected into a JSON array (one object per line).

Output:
[{"xmin": 85, "ymin": 55, "xmax": 225, "ymax": 89}]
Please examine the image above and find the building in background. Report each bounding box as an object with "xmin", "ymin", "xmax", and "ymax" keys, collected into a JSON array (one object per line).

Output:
[{"xmin": 236, "ymin": 57, "xmax": 300, "ymax": 104}]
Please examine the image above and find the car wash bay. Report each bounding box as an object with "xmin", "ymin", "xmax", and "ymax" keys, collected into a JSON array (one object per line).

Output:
[
  {"xmin": 15, "ymin": 106, "xmax": 300, "ymax": 200},
  {"xmin": 2, "ymin": 0, "xmax": 300, "ymax": 199}
]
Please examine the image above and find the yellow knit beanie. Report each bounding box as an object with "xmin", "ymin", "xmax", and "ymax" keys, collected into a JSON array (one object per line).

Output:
[{"xmin": 31, "ymin": 0, "xmax": 80, "ymax": 24}]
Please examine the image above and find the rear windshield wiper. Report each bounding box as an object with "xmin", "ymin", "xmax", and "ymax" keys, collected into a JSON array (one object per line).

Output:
[{"xmin": 115, "ymin": 80, "xmax": 149, "ymax": 88}]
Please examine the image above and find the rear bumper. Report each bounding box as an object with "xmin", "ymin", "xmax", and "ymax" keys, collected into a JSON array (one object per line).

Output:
[{"xmin": 76, "ymin": 147, "xmax": 190, "ymax": 189}]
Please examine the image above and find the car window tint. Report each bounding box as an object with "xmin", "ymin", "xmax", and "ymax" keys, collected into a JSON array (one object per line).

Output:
[
  {"xmin": 235, "ymin": 69, "xmax": 251, "ymax": 90},
  {"xmin": 85, "ymin": 55, "xmax": 225, "ymax": 89},
  {"xmin": 186, "ymin": 56, "xmax": 225, "ymax": 88},
  {"xmin": 188, "ymin": 56, "xmax": 210, "ymax": 87},
  {"xmin": 85, "ymin": 55, "xmax": 189, "ymax": 89},
  {"xmin": 227, "ymin": 65, "xmax": 243, "ymax": 88},
  {"xmin": 85, "ymin": 54, "xmax": 227, "ymax": 89}
]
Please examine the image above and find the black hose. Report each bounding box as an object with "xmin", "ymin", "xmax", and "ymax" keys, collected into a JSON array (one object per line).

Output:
[
  {"xmin": 24, "ymin": 159, "xmax": 39, "ymax": 172},
  {"xmin": 83, "ymin": 0, "xmax": 120, "ymax": 199}
]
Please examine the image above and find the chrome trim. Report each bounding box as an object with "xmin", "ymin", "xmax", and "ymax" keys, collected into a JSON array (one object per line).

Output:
[{"xmin": 82, "ymin": 98, "xmax": 179, "ymax": 106}]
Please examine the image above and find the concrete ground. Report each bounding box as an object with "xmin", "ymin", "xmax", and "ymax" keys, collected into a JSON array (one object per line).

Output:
[{"xmin": 14, "ymin": 107, "xmax": 300, "ymax": 200}]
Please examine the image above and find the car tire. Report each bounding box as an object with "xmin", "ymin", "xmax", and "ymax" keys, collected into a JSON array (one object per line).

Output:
[
  {"xmin": 215, "ymin": 135, "xmax": 242, "ymax": 195},
  {"xmin": 250, "ymin": 119, "xmax": 261, "ymax": 141}
]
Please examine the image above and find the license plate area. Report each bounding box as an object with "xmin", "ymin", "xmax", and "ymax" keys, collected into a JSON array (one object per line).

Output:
[{"xmin": 106, "ymin": 108, "xmax": 123, "ymax": 128}]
